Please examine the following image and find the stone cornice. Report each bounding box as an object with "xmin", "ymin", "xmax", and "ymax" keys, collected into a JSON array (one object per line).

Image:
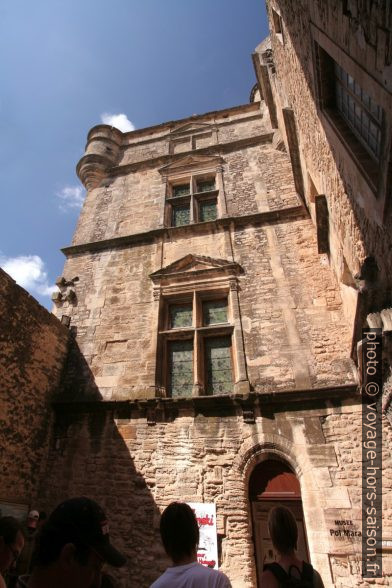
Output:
[
  {"xmin": 112, "ymin": 132, "xmax": 274, "ymax": 177},
  {"xmin": 61, "ymin": 205, "xmax": 307, "ymax": 257},
  {"xmin": 52, "ymin": 384, "xmax": 359, "ymax": 422},
  {"xmin": 120, "ymin": 113, "xmax": 264, "ymax": 150},
  {"xmin": 86, "ymin": 102, "xmax": 261, "ymax": 144}
]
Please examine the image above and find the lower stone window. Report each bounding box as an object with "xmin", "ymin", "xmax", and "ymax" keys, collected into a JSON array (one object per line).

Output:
[
  {"xmin": 198, "ymin": 198, "xmax": 217, "ymax": 222},
  {"xmin": 160, "ymin": 295, "xmax": 233, "ymax": 397},
  {"xmin": 204, "ymin": 336, "xmax": 233, "ymax": 395},
  {"xmin": 168, "ymin": 339, "xmax": 193, "ymax": 397}
]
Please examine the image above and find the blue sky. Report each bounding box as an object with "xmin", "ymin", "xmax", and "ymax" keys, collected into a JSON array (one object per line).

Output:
[{"xmin": 0, "ymin": 0, "xmax": 269, "ymax": 309}]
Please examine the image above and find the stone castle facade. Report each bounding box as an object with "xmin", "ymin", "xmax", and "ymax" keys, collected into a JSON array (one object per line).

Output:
[{"xmin": 1, "ymin": 2, "xmax": 391, "ymax": 587}]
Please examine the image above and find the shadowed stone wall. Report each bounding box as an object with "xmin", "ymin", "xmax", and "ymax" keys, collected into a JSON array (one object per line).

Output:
[
  {"xmin": 34, "ymin": 394, "xmax": 392, "ymax": 588},
  {"xmin": 0, "ymin": 268, "xmax": 69, "ymax": 508}
]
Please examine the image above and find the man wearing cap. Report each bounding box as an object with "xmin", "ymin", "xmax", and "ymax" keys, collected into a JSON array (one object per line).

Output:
[
  {"xmin": 0, "ymin": 517, "xmax": 24, "ymax": 588},
  {"xmin": 16, "ymin": 497, "xmax": 126, "ymax": 588}
]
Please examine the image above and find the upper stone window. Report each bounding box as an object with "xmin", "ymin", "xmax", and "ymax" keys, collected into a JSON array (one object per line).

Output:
[
  {"xmin": 168, "ymin": 175, "xmax": 217, "ymax": 227},
  {"xmin": 159, "ymin": 155, "xmax": 226, "ymax": 228}
]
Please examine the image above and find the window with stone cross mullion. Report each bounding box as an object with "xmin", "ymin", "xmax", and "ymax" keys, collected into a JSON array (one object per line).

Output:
[
  {"xmin": 314, "ymin": 41, "xmax": 386, "ymax": 191},
  {"xmin": 170, "ymin": 180, "xmax": 192, "ymax": 227},
  {"xmin": 164, "ymin": 293, "xmax": 232, "ymax": 396},
  {"xmin": 168, "ymin": 173, "xmax": 217, "ymax": 227}
]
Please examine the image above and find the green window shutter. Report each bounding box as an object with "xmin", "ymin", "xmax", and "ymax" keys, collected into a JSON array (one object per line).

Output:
[
  {"xmin": 172, "ymin": 184, "xmax": 190, "ymax": 197},
  {"xmin": 172, "ymin": 204, "xmax": 190, "ymax": 226},
  {"xmin": 169, "ymin": 340, "xmax": 193, "ymax": 397},
  {"xmin": 205, "ymin": 336, "xmax": 232, "ymax": 395},
  {"xmin": 202, "ymin": 299, "xmax": 227, "ymax": 325},
  {"xmin": 169, "ymin": 304, "xmax": 192, "ymax": 328},
  {"xmin": 197, "ymin": 179, "xmax": 215, "ymax": 193},
  {"xmin": 199, "ymin": 199, "xmax": 217, "ymax": 222}
]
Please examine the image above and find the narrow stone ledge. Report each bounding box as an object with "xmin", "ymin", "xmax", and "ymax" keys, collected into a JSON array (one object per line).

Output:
[
  {"xmin": 52, "ymin": 383, "xmax": 359, "ymax": 421},
  {"xmin": 61, "ymin": 205, "xmax": 307, "ymax": 257}
]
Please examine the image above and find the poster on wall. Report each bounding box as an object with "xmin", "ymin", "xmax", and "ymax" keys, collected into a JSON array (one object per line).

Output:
[{"xmin": 187, "ymin": 502, "xmax": 218, "ymax": 570}]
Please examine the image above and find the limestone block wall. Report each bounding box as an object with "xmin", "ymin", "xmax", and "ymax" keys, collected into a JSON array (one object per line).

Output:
[
  {"xmin": 72, "ymin": 104, "xmax": 279, "ymax": 248},
  {"xmin": 233, "ymin": 220, "xmax": 354, "ymax": 391},
  {"xmin": 55, "ymin": 212, "xmax": 355, "ymax": 402},
  {"xmin": 120, "ymin": 139, "xmax": 168, "ymax": 166},
  {"xmin": 0, "ymin": 268, "xmax": 69, "ymax": 506},
  {"xmin": 72, "ymin": 139, "xmax": 301, "ymax": 248},
  {"xmin": 224, "ymin": 145, "xmax": 300, "ymax": 216},
  {"xmin": 321, "ymin": 411, "xmax": 392, "ymax": 587},
  {"xmin": 36, "ymin": 396, "xmax": 392, "ymax": 588}
]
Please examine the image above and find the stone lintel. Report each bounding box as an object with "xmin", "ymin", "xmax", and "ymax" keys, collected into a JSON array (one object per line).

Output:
[{"xmin": 61, "ymin": 205, "xmax": 307, "ymax": 257}]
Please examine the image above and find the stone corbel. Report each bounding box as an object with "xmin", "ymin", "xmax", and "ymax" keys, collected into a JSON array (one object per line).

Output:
[
  {"xmin": 242, "ymin": 407, "xmax": 256, "ymax": 424},
  {"xmin": 357, "ymin": 308, "xmax": 392, "ymax": 390},
  {"xmin": 52, "ymin": 276, "xmax": 79, "ymax": 306},
  {"xmin": 380, "ymin": 308, "xmax": 392, "ymax": 332}
]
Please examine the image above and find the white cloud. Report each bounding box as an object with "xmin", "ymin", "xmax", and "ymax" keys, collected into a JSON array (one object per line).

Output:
[
  {"xmin": 0, "ymin": 253, "xmax": 57, "ymax": 297},
  {"xmin": 100, "ymin": 112, "xmax": 135, "ymax": 132},
  {"xmin": 56, "ymin": 185, "xmax": 85, "ymax": 212}
]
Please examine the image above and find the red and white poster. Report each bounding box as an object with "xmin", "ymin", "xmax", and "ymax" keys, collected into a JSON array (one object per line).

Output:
[{"xmin": 188, "ymin": 502, "xmax": 218, "ymax": 569}]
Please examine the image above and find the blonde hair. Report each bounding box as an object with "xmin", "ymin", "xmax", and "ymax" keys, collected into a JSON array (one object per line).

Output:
[{"xmin": 268, "ymin": 506, "xmax": 298, "ymax": 554}]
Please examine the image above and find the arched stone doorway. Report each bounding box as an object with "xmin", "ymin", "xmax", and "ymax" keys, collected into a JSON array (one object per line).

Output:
[{"xmin": 249, "ymin": 458, "xmax": 310, "ymax": 586}]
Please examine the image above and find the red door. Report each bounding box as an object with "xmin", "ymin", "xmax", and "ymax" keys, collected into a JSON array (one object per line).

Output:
[{"xmin": 249, "ymin": 460, "xmax": 310, "ymax": 587}]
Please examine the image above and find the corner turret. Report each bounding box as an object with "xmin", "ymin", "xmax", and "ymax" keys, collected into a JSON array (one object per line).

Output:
[{"xmin": 76, "ymin": 125, "xmax": 123, "ymax": 190}]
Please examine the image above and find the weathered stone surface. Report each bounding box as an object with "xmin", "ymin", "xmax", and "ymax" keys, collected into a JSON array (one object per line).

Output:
[{"xmin": 0, "ymin": 268, "xmax": 69, "ymax": 505}]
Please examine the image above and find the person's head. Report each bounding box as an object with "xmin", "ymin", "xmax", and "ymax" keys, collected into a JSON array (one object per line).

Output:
[
  {"xmin": 27, "ymin": 510, "xmax": 40, "ymax": 533},
  {"xmin": 32, "ymin": 497, "xmax": 126, "ymax": 588},
  {"xmin": 159, "ymin": 502, "xmax": 199, "ymax": 564},
  {"xmin": 0, "ymin": 516, "xmax": 24, "ymax": 574},
  {"xmin": 268, "ymin": 506, "xmax": 298, "ymax": 555}
]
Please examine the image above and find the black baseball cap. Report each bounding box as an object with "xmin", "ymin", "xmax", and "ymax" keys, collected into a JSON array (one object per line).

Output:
[{"xmin": 48, "ymin": 497, "xmax": 126, "ymax": 567}]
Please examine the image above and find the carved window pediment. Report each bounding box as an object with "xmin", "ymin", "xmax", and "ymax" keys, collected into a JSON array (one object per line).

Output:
[
  {"xmin": 159, "ymin": 154, "xmax": 223, "ymax": 177},
  {"xmin": 150, "ymin": 254, "xmax": 242, "ymax": 289}
]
